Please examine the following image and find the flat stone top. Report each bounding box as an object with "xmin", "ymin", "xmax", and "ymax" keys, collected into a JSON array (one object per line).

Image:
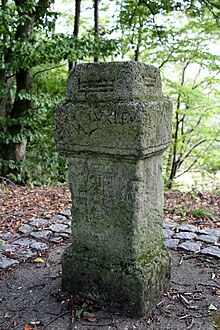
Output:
[
  {"xmin": 55, "ymin": 62, "xmax": 172, "ymax": 158},
  {"xmin": 67, "ymin": 62, "xmax": 162, "ymax": 102}
]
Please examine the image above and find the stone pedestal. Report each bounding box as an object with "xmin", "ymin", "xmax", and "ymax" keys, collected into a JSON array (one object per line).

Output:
[{"xmin": 55, "ymin": 62, "xmax": 172, "ymax": 317}]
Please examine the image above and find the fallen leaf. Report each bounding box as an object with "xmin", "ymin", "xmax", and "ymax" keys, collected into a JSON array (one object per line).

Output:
[
  {"xmin": 83, "ymin": 311, "xmax": 97, "ymax": 322},
  {"xmin": 13, "ymin": 320, "xmax": 19, "ymax": 327},
  {"xmin": 33, "ymin": 257, "xmax": 44, "ymax": 263},
  {"xmin": 24, "ymin": 325, "xmax": 34, "ymax": 330},
  {"xmin": 215, "ymin": 289, "xmax": 220, "ymax": 296},
  {"xmin": 75, "ymin": 308, "xmax": 84, "ymax": 319}
]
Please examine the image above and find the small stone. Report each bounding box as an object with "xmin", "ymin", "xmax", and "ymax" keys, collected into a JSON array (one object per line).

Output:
[
  {"xmin": 163, "ymin": 222, "xmax": 176, "ymax": 230},
  {"xmin": 197, "ymin": 235, "xmax": 218, "ymax": 244},
  {"xmin": 30, "ymin": 242, "xmax": 48, "ymax": 251},
  {"xmin": 19, "ymin": 250, "xmax": 36, "ymax": 259},
  {"xmin": 165, "ymin": 239, "xmax": 179, "ymax": 249},
  {"xmin": 163, "ymin": 229, "xmax": 173, "ymax": 239},
  {"xmin": 59, "ymin": 232, "xmax": 71, "ymax": 238},
  {"xmin": 19, "ymin": 224, "xmax": 33, "ymax": 234},
  {"xmin": 199, "ymin": 228, "xmax": 220, "ymax": 238},
  {"xmin": 173, "ymin": 215, "xmax": 181, "ymax": 221},
  {"xmin": 50, "ymin": 215, "xmax": 69, "ymax": 223},
  {"xmin": 29, "ymin": 218, "xmax": 48, "ymax": 228},
  {"xmin": 13, "ymin": 238, "xmax": 36, "ymax": 247},
  {"xmin": 49, "ymin": 224, "xmax": 69, "ymax": 233},
  {"xmin": 50, "ymin": 235, "xmax": 63, "ymax": 243},
  {"xmin": 179, "ymin": 241, "xmax": 201, "ymax": 253},
  {"xmin": 1, "ymin": 244, "xmax": 18, "ymax": 252},
  {"xmin": 1, "ymin": 232, "xmax": 17, "ymax": 241},
  {"xmin": 200, "ymin": 246, "xmax": 220, "ymax": 258},
  {"xmin": 178, "ymin": 224, "xmax": 198, "ymax": 233},
  {"xmin": 0, "ymin": 259, "xmax": 19, "ymax": 269},
  {"xmin": 174, "ymin": 232, "xmax": 197, "ymax": 240},
  {"xmin": 63, "ymin": 227, "xmax": 71, "ymax": 234},
  {"xmin": 59, "ymin": 209, "xmax": 71, "ymax": 217},
  {"xmin": 30, "ymin": 230, "xmax": 52, "ymax": 239}
]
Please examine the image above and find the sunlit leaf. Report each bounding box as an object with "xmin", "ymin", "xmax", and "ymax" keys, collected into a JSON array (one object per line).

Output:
[
  {"xmin": 33, "ymin": 257, "xmax": 44, "ymax": 263},
  {"xmin": 83, "ymin": 311, "xmax": 97, "ymax": 322},
  {"xmin": 24, "ymin": 325, "xmax": 34, "ymax": 330}
]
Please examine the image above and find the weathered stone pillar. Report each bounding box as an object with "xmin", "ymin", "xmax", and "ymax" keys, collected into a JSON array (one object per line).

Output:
[{"xmin": 55, "ymin": 62, "xmax": 172, "ymax": 317}]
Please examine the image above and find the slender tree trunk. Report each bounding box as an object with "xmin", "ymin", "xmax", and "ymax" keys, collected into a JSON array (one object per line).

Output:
[
  {"xmin": 0, "ymin": 0, "xmax": 14, "ymax": 175},
  {"xmin": 166, "ymin": 62, "xmax": 189, "ymax": 189},
  {"xmin": 0, "ymin": 0, "xmax": 12, "ymax": 120},
  {"xmin": 1, "ymin": 0, "xmax": 52, "ymax": 181},
  {"xmin": 69, "ymin": 0, "xmax": 81, "ymax": 71},
  {"xmin": 94, "ymin": 0, "xmax": 99, "ymax": 62},
  {"xmin": 134, "ymin": 19, "xmax": 143, "ymax": 61}
]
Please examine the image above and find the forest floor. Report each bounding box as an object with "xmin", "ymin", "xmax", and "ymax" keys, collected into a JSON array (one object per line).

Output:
[
  {"xmin": 0, "ymin": 183, "xmax": 219, "ymax": 235},
  {"xmin": 0, "ymin": 183, "xmax": 220, "ymax": 330}
]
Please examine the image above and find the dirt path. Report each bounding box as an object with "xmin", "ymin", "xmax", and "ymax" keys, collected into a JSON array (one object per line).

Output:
[{"xmin": 0, "ymin": 244, "xmax": 219, "ymax": 330}]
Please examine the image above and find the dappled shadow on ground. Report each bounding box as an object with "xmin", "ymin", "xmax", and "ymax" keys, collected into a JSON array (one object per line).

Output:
[
  {"xmin": 164, "ymin": 191, "xmax": 220, "ymax": 229},
  {"xmin": 0, "ymin": 183, "xmax": 71, "ymax": 235},
  {"xmin": 0, "ymin": 246, "xmax": 219, "ymax": 330},
  {"xmin": 0, "ymin": 184, "xmax": 219, "ymax": 236},
  {"xmin": 0, "ymin": 184, "xmax": 219, "ymax": 329}
]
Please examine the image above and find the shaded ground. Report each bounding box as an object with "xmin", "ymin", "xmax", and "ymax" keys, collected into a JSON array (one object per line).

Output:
[
  {"xmin": 0, "ymin": 245, "xmax": 219, "ymax": 330},
  {"xmin": 0, "ymin": 183, "xmax": 219, "ymax": 236},
  {"xmin": 0, "ymin": 183, "xmax": 220, "ymax": 329},
  {"xmin": 0, "ymin": 183, "xmax": 72, "ymax": 235},
  {"xmin": 164, "ymin": 191, "xmax": 220, "ymax": 229}
]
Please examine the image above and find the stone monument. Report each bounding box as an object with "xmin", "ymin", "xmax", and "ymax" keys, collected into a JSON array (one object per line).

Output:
[{"xmin": 55, "ymin": 62, "xmax": 172, "ymax": 317}]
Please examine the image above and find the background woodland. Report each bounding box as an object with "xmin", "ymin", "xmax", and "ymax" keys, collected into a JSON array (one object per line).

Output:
[{"xmin": 0, "ymin": 0, "xmax": 219, "ymax": 191}]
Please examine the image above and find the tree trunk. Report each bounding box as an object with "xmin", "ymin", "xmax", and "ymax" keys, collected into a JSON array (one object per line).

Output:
[
  {"xmin": 0, "ymin": 0, "xmax": 13, "ymax": 120},
  {"xmin": 69, "ymin": 0, "xmax": 81, "ymax": 71},
  {"xmin": 2, "ymin": 69, "xmax": 32, "ymax": 172},
  {"xmin": 0, "ymin": 0, "xmax": 52, "ymax": 181},
  {"xmin": 94, "ymin": 0, "xmax": 99, "ymax": 62},
  {"xmin": 134, "ymin": 19, "xmax": 143, "ymax": 61},
  {"xmin": 0, "ymin": 0, "xmax": 14, "ymax": 175},
  {"xmin": 165, "ymin": 62, "xmax": 189, "ymax": 189}
]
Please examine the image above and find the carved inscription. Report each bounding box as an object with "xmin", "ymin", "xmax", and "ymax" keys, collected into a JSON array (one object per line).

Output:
[
  {"xmin": 86, "ymin": 109, "xmax": 137, "ymax": 125},
  {"xmin": 74, "ymin": 163, "xmax": 128, "ymax": 221},
  {"xmin": 78, "ymin": 78, "xmax": 115, "ymax": 93},
  {"xmin": 71, "ymin": 108, "xmax": 138, "ymax": 135},
  {"xmin": 144, "ymin": 76, "xmax": 156, "ymax": 88}
]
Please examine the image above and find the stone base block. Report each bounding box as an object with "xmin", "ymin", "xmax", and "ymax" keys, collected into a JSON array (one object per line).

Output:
[{"xmin": 62, "ymin": 245, "xmax": 170, "ymax": 317}]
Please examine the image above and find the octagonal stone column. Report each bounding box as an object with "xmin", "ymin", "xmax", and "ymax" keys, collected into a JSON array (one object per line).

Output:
[{"xmin": 55, "ymin": 62, "xmax": 172, "ymax": 317}]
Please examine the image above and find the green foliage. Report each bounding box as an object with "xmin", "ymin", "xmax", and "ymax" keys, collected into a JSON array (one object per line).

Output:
[
  {"xmin": 24, "ymin": 65, "xmax": 68, "ymax": 185},
  {"xmin": 0, "ymin": 0, "xmax": 219, "ymax": 187},
  {"xmin": 0, "ymin": 0, "xmax": 120, "ymax": 184},
  {"xmin": 190, "ymin": 207, "xmax": 214, "ymax": 219}
]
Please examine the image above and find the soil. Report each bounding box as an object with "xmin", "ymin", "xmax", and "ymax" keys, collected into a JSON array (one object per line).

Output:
[
  {"xmin": 0, "ymin": 244, "xmax": 219, "ymax": 330},
  {"xmin": 0, "ymin": 184, "xmax": 219, "ymax": 329}
]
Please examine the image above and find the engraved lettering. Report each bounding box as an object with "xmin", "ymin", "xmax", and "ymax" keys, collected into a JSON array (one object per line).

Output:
[
  {"xmin": 144, "ymin": 76, "xmax": 156, "ymax": 88},
  {"xmin": 72, "ymin": 109, "xmax": 139, "ymax": 135},
  {"xmin": 78, "ymin": 78, "xmax": 114, "ymax": 93}
]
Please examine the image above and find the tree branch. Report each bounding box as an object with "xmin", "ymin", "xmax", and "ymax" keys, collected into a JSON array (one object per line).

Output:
[
  {"xmin": 33, "ymin": 64, "xmax": 67, "ymax": 77},
  {"xmin": 159, "ymin": 48, "xmax": 176, "ymax": 69},
  {"xmin": 140, "ymin": 0, "xmax": 163, "ymax": 42},
  {"xmin": 175, "ymin": 139, "xmax": 216, "ymax": 178},
  {"xmin": 201, "ymin": 0, "xmax": 220, "ymax": 23},
  {"xmin": 175, "ymin": 158, "xmax": 199, "ymax": 178},
  {"xmin": 179, "ymin": 139, "xmax": 206, "ymax": 167}
]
